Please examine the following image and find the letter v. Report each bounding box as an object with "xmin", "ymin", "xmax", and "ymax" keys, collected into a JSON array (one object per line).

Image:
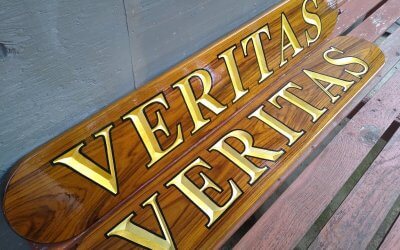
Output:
[
  {"xmin": 106, "ymin": 193, "xmax": 175, "ymax": 250},
  {"xmin": 52, "ymin": 124, "xmax": 118, "ymax": 194}
]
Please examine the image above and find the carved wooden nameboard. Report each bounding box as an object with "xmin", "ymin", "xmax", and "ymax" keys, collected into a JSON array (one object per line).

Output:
[{"xmin": 2, "ymin": 0, "xmax": 384, "ymax": 249}]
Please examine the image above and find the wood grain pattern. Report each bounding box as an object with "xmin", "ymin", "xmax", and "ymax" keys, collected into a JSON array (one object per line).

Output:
[
  {"xmin": 235, "ymin": 30, "xmax": 400, "ymax": 249},
  {"xmin": 2, "ymin": 0, "xmax": 339, "ymax": 245},
  {"xmin": 60, "ymin": 37, "xmax": 383, "ymax": 249},
  {"xmin": 309, "ymin": 127, "xmax": 400, "ymax": 249}
]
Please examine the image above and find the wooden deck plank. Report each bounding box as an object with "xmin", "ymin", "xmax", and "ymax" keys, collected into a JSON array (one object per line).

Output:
[
  {"xmin": 348, "ymin": 0, "xmax": 400, "ymax": 41},
  {"xmin": 380, "ymin": 215, "xmax": 400, "ymax": 249},
  {"xmin": 235, "ymin": 28, "xmax": 400, "ymax": 250},
  {"xmin": 309, "ymin": 126, "xmax": 400, "ymax": 249},
  {"xmin": 333, "ymin": 0, "xmax": 384, "ymax": 36}
]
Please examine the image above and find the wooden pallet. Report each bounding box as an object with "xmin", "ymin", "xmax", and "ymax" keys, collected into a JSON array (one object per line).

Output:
[{"xmin": 230, "ymin": 0, "xmax": 400, "ymax": 248}]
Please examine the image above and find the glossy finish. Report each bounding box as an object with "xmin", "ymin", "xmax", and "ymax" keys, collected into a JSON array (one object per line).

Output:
[
  {"xmin": 3, "ymin": 0, "xmax": 347, "ymax": 248},
  {"xmin": 77, "ymin": 36, "xmax": 384, "ymax": 249}
]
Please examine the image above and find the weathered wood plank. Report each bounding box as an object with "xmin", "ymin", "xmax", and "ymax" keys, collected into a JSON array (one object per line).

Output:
[
  {"xmin": 233, "ymin": 5, "xmax": 400, "ymax": 247},
  {"xmin": 333, "ymin": 0, "xmax": 383, "ymax": 36},
  {"xmin": 235, "ymin": 29, "xmax": 400, "ymax": 250},
  {"xmin": 347, "ymin": 0, "xmax": 400, "ymax": 41},
  {"xmin": 3, "ymin": 0, "xmax": 339, "ymax": 245},
  {"xmin": 235, "ymin": 2, "xmax": 400, "ymax": 216},
  {"xmin": 380, "ymin": 215, "xmax": 400, "ymax": 249},
  {"xmin": 309, "ymin": 126, "xmax": 400, "ymax": 249}
]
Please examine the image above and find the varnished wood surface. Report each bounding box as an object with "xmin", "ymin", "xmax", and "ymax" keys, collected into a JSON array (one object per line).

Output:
[
  {"xmin": 2, "ymin": 0, "xmax": 339, "ymax": 245},
  {"xmin": 236, "ymin": 24, "xmax": 400, "ymax": 250},
  {"xmin": 65, "ymin": 37, "xmax": 383, "ymax": 249}
]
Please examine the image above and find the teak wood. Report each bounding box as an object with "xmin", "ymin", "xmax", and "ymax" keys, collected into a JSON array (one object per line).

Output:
[
  {"xmin": 1, "ymin": 0, "xmax": 386, "ymax": 248},
  {"xmin": 74, "ymin": 36, "xmax": 384, "ymax": 249}
]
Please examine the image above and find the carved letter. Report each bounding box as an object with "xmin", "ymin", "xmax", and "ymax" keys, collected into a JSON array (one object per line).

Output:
[
  {"xmin": 218, "ymin": 45, "xmax": 249, "ymax": 102},
  {"xmin": 302, "ymin": 0, "xmax": 322, "ymax": 46},
  {"xmin": 241, "ymin": 24, "xmax": 274, "ymax": 83},
  {"xmin": 166, "ymin": 158, "xmax": 242, "ymax": 227},
  {"xmin": 123, "ymin": 93, "xmax": 183, "ymax": 168},
  {"xmin": 323, "ymin": 46, "xmax": 369, "ymax": 78},
  {"xmin": 210, "ymin": 130, "xmax": 284, "ymax": 184},
  {"xmin": 52, "ymin": 124, "xmax": 118, "ymax": 194},
  {"xmin": 248, "ymin": 106, "xmax": 304, "ymax": 146},
  {"xmin": 269, "ymin": 82, "xmax": 327, "ymax": 122},
  {"xmin": 280, "ymin": 13, "xmax": 304, "ymax": 67},
  {"xmin": 107, "ymin": 193, "xmax": 175, "ymax": 250},
  {"xmin": 173, "ymin": 70, "xmax": 227, "ymax": 134},
  {"xmin": 303, "ymin": 69, "xmax": 355, "ymax": 103}
]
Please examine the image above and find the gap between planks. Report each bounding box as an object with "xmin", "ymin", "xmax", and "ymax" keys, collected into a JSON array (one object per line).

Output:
[
  {"xmin": 224, "ymin": 2, "xmax": 400, "ymax": 247},
  {"xmin": 233, "ymin": 8, "xmax": 400, "ymax": 250},
  {"xmin": 308, "ymin": 120, "xmax": 400, "ymax": 249},
  {"xmin": 298, "ymin": 31, "xmax": 400, "ymax": 249},
  {"xmin": 235, "ymin": 41, "xmax": 400, "ymax": 250},
  {"xmin": 380, "ymin": 205, "xmax": 400, "ymax": 249}
]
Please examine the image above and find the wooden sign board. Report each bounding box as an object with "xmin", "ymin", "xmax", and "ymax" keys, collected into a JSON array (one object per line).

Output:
[{"xmin": 2, "ymin": 0, "xmax": 384, "ymax": 248}]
